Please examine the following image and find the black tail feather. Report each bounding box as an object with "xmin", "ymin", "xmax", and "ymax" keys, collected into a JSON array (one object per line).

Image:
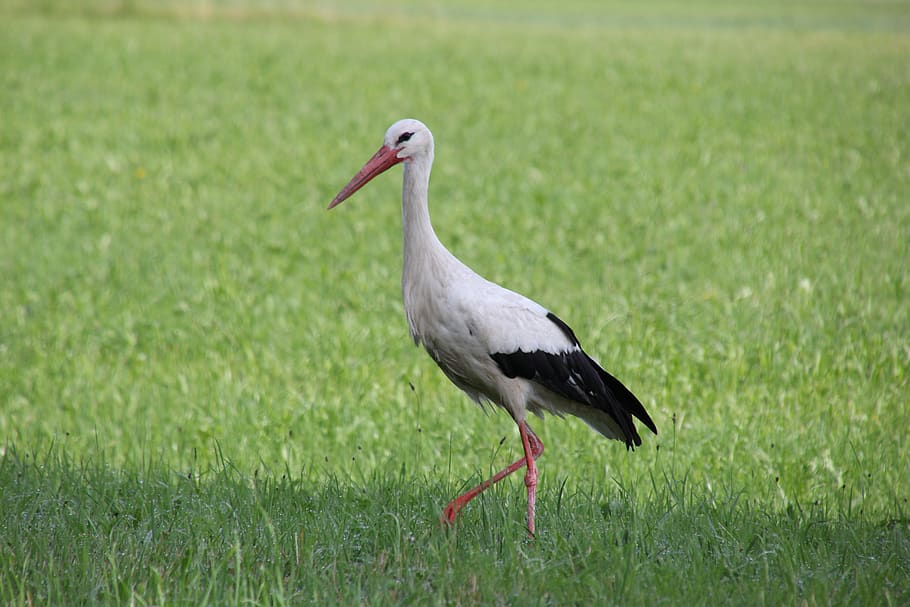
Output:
[
  {"xmin": 587, "ymin": 354, "xmax": 658, "ymax": 448},
  {"xmin": 591, "ymin": 357, "xmax": 658, "ymax": 434}
]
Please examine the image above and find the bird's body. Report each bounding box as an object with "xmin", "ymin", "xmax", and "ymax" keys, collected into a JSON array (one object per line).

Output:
[{"xmin": 329, "ymin": 119, "xmax": 656, "ymax": 534}]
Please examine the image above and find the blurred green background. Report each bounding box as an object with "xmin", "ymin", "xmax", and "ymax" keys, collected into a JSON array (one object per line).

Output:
[{"xmin": 1, "ymin": 0, "xmax": 907, "ymax": 513}]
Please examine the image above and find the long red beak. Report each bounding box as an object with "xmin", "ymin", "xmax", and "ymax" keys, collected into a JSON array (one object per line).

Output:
[{"xmin": 328, "ymin": 145, "xmax": 403, "ymax": 209}]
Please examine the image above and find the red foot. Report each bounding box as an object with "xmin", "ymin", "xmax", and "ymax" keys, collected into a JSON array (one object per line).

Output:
[{"xmin": 441, "ymin": 500, "xmax": 460, "ymax": 526}]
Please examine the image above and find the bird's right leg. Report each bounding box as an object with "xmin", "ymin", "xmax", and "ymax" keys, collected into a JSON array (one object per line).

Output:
[
  {"xmin": 519, "ymin": 420, "xmax": 541, "ymax": 536},
  {"xmin": 441, "ymin": 420, "xmax": 544, "ymax": 526}
]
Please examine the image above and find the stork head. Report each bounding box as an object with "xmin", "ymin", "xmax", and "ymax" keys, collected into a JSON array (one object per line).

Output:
[{"xmin": 328, "ymin": 119, "xmax": 433, "ymax": 209}]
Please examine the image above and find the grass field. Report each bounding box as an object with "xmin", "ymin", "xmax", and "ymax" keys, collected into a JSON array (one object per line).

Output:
[{"xmin": 1, "ymin": 0, "xmax": 909, "ymax": 604}]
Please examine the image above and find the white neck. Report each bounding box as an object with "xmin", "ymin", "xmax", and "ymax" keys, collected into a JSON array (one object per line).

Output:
[
  {"xmin": 400, "ymin": 149, "xmax": 465, "ymax": 341},
  {"xmin": 400, "ymin": 150, "xmax": 458, "ymax": 276}
]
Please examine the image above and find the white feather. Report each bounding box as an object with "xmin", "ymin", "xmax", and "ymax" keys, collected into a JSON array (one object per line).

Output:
[{"xmin": 389, "ymin": 121, "xmax": 578, "ymax": 419}]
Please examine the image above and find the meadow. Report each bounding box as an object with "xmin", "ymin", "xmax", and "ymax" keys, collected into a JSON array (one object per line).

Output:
[{"xmin": 1, "ymin": 0, "xmax": 908, "ymax": 604}]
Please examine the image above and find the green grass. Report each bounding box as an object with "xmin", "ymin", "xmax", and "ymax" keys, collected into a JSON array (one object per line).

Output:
[
  {"xmin": 1, "ymin": 0, "xmax": 909, "ymax": 604},
  {"xmin": 2, "ymin": 445, "xmax": 908, "ymax": 605}
]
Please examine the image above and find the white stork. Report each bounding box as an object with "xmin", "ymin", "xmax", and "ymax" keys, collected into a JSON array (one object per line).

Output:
[{"xmin": 328, "ymin": 119, "xmax": 657, "ymax": 534}]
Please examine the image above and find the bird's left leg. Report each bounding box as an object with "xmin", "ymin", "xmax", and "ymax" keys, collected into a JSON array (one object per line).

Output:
[{"xmin": 441, "ymin": 419, "xmax": 544, "ymax": 528}]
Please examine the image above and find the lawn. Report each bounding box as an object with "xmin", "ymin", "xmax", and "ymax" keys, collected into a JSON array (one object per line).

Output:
[{"xmin": 1, "ymin": 0, "xmax": 908, "ymax": 604}]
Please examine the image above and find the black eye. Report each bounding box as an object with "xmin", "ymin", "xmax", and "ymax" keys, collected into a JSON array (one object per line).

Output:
[{"xmin": 396, "ymin": 132, "xmax": 414, "ymax": 145}]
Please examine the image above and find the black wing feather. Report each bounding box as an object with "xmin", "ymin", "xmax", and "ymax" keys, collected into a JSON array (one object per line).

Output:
[{"xmin": 490, "ymin": 312, "xmax": 657, "ymax": 448}]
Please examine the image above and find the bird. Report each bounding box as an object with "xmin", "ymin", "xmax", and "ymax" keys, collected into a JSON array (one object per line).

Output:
[{"xmin": 328, "ymin": 118, "xmax": 657, "ymax": 535}]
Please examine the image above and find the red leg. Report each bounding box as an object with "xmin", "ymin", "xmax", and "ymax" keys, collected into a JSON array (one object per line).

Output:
[
  {"xmin": 441, "ymin": 420, "xmax": 544, "ymax": 532},
  {"xmin": 519, "ymin": 421, "xmax": 540, "ymax": 535}
]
